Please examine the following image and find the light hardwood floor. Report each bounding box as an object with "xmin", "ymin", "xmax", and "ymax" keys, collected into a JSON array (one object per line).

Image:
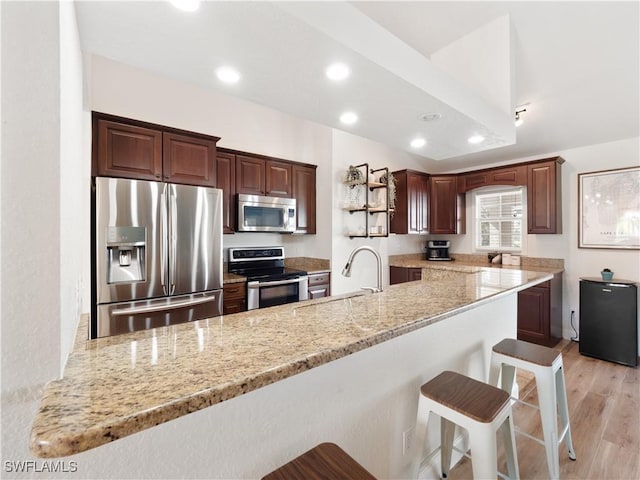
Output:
[{"xmin": 443, "ymin": 340, "xmax": 639, "ymax": 479}]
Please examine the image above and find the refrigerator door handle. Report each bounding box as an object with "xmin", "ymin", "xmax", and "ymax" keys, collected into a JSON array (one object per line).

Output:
[
  {"xmin": 169, "ymin": 186, "xmax": 178, "ymax": 295},
  {"xmin": 111, "ymin": 295, "xmax": 217, "ymax": 316},
  {"xmin": 160, "ymin": 188, "xmax": 168, "ymax": 295}
]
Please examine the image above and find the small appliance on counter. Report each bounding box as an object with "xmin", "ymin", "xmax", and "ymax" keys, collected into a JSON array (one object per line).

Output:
[
  {"xmin": 426, "ymin": 240, "xmax": 452, "ymax": 261},
  {"xmin": 228, "ymin": 247, "xmax": 308, "ymax": 310}
]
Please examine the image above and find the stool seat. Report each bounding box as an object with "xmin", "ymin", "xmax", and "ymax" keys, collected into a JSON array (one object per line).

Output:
[
  {"xmin": 493, "ymin": 338, "xmax": 559, "ymax": 367},
  {"xmin": 421, "ymin": 371, "xmax": 510, "ymax": 423},
  {"xmin": 262, "ymin": 442, "xmax": 376, "ymax": 480},
  {"xmin": 417, "ymin": 371, "xmax": 519, "ymax": 479}
]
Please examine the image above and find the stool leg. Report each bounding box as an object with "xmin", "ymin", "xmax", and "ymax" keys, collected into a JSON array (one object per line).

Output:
[
  {"xmin": 468, "ymin": 423, "xmax": 499, "ymax": 480},
  {"xmin": 415, "ymin": 395, "xmax": 430, "ymax": 462},
  {"xmin": 501, "ymin": 364, "xmax": 517, "ymax": 395},
  {"xmin": 500, "ymin": 413, "xmax": 520, "ymax": 480},
  {"xmin": 535, "ymin": 370, "xmax": 560, "ymax": 480},
  {"xmin": 556, "ymin": 366, "xmax": 577, "ymax": 461},
  {"xmin": 490, "ymin": 354, "xmax": 502, "ymax": 387},
  {"xmin": 440, "ymin": 418, "xmax": 455, "ymax": 478}
]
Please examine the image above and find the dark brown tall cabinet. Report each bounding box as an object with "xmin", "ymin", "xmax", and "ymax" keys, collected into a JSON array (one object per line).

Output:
[
  {"xmin": 527, "ymin": 157, "xmax": 563, "ymax": 234},
  {"xmin": 429, "ymin": 175, "xmax": 465, "ymax": 234},
  {"xmin": 390, "ymin": 170, "xmax": 430, "ymax": 234},
  {"xmin": 216, "ymin": 151, "xmax": 237, "ymax": 234},
  {"xmin": 292, "ymin": 164, "xmax": 317, "ymax": 234},
  {"xmin": 93, "ymin": 113, "xmax": 218, "ymax": 187}
]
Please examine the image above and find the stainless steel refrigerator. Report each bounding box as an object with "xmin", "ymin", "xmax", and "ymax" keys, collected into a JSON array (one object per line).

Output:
[{"xmin": 91, "ymin": 177, "xmax": 223, "ymax": 338}]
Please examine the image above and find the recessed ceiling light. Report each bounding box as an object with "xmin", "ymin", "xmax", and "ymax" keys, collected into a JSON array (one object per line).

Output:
[
  {"xmin": 326, "ymin": 63, "xmax": 350, "ymax": 81},
  {"xmin": 340, "ymin": 112, "xmax": 358, "ymax": 125},
  {"xmin": 417, "ymin": 113, "xmax": 441, "ymax": 122},
  {"xmin": 169, "ymin": 0, "xmax": 200, "ymax": 12},
  {"xmin": 216, "ymin": 66, "xmax": 241, "ymax": 84},
  {"xmin": 468, "ymin": 135, "xmax": 485, "ymax": 144},
  {"xmin": 410, "ymin": 138, "xmax": 426, "ymax": 148}
]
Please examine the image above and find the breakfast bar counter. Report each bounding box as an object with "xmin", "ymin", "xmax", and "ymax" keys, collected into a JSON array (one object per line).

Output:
[{"xmin": 30, "ymin": 267, "xmax": 552, "ymax": 475}]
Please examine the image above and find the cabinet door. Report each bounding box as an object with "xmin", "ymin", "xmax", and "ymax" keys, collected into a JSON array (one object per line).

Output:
[
  {"xmin": 390, "ymin": 170, "xmax": 429, "ymax": 234},
  {"xmin": 162, "ymin": 132, "xmax": 216, "ymax": 187},
  {"xmin": 463, "ymin": 172, "xmax": 489, "ymax": 191},
  {"xmin": 527, "ymin": 160, "xmax": 561, "ymax": 234},
  {"xmin": 266, "ymin": 160, "xmax": 292, "ymax": 197},
  {"xmin": 223, "ymin": 283, "xmax": 246, "ymax": 315},
  {"xmin": 389, "ymin": 266, "xmax": 409, "ymax": 285},
  {"xmin": 390, "ymin": 266, "xmax": 421, "ymax": 284},
  {"xmin": 517, "ymin": 285, "xmax": 550, "ymax": 344},
  {"xmin": 429, "ymin": 175, "xmax": 458, "ymax": 234},
  {"xmin": 408, "ymin": 268, "xmax": 422, "ymax": 281},
  {"xmin": 408, "ymin": 172, "xmax": 429, "ymax": 234},
  {"xmin": 292, "ymin": 165, "xmax": 317, "ymax": 234},
  {"xmin": 490, "ymin": 166, "xmax": 526, "ymax": 186},
  {"xmin": 236, "ymin": 156, "xmax": 266, "ymax": 195},
  {"xmin": 216, "ymin": 152, "xmax": 236, "ymax": 234},
  {"xmin": 95, "ymin": 119, "xmax": 162, "ymax": 180}
]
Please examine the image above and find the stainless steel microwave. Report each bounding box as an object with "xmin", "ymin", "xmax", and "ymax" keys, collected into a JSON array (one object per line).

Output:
[{"xmin": 237, "ymin": 194, "xmax": 297, "ymax": 233}]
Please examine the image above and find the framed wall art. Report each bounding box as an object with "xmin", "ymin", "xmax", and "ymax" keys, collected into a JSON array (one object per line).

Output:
[{"xmin": 578, "ymin": 166, "xmax": 640, "ymax": 249}]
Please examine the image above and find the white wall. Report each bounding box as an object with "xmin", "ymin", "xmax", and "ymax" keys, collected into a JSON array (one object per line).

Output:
[
  {"xmin": 436, "ymin": 136, "xmax": 640, "ymax": 340},
  {"xmin": 330, "ymin": 129, "xmax": 428, "ymax": 295},
  {"xmin": 1, "ymin": 0, "xmax": 64, "ymax": 470},
  {"xmin": 59, "ymin": 0, "xmax": 89, "ymax": 371}
]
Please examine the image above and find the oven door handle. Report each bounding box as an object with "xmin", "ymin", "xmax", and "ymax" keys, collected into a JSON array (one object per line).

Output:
[{"xmin": 247, "ymin": 276, "xmax": 308, "ymax": 288}]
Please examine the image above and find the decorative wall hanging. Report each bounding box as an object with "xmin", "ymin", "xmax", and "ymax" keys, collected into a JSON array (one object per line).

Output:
[{"xmin": 578, "ymin": 166, "xmax": 640, "ymax": 249}]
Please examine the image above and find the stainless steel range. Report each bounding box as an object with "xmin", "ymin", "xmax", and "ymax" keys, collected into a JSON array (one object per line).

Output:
[{"xmin": 228, "ymin": 247, "xmax": 308, "ymax": 310}]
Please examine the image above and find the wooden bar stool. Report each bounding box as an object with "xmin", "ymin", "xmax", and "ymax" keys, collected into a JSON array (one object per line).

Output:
[
  {"xmin": 262, "ymin": 442, "xmax": 377, "ymax": 480},
  {"xmin": 490, "ymin": 338, "xmax": 576, "ymax": 480},
  {"xmin": 417, "ymin": 370, "xmax": 519, "ymax": 479}
]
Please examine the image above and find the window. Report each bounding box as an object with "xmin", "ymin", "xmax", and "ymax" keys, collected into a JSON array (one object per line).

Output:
[{"xmin": 475, "ymin": 187, "xmax": 524, "ymax": 251}]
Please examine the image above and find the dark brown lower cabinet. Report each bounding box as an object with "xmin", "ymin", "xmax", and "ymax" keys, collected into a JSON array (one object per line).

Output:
[
  {"xmin": 517, "ymin": 273, "xmax": 562, "ymax": 346},
  {"xmin": 389, "ymin": 266, "xmax": 422, "ymax": 285},
  {"xmin": 308, "ymin": 272, "xmax": 330, "ymax": 299},
  {"xmin": 223, "ymin": 282, "xmax": 246, "ymax": 315}
]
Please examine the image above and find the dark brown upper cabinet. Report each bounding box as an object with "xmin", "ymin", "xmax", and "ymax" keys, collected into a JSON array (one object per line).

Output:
[
  {"xmin": 461, "ymin": 165, "xmax": 526, "ymax": 192},
  {"xmin": 236, "ymin": 155, "xmax": 293, "ymax": 198},
  {"xmin": 527, "ymin": 157, "xmax": 563, "ymax": 234},
  {"xmin": 236, "ymin": 155, "xmax": 266, "ymax": 195},
  {"xmin": 93, "ymin": 112, "xmax": 219, "ymax": 187},
  {"xmin": 292, "ymin": 164, "xmax": 317, "ymax": 234},
  {"xmin": 429, "ymin": 175, "xmax": 465, "ymax": 234},
  {"xmin": 390, "ymin": 170, "xmax": 430, "ymax": 234},
  {"xmin": 95, "ymin": 118, "xmax": 163, "ymax": 181},
  {"xmin": 266, "ymin": 160, "xmax": 292, "ymax": 197},
  {"xmin": 215, "ymin": 151, "xmax": 236, "ymax": 234},
  {"xmin": 162, "ymin": 132, "xmax": 216, "ymax": 186}
]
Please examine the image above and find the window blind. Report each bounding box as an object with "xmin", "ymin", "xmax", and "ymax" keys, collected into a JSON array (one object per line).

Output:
[{"xmin": 476, "ymin": 188, "xmax": 523, "ymax": 250}]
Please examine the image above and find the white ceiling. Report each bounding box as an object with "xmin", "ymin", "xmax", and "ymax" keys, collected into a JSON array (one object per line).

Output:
[{"xmin": 75, "ymin": 1, "xmax": 639, "ymax": 171}]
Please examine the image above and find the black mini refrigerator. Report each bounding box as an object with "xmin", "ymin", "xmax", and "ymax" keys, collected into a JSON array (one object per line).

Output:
[{"xmin": 579, "ymin": 278, "xmax": 638, "ymax": 367}]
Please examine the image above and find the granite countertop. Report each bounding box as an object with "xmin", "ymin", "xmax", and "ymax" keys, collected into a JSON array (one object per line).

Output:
[
  {"xmin": 389, "ymin": 253, "xmax": 564, "ymax": 275},
  {"xmin": 30, "ymin": 268, "xmax": 551, "ymax": 458}
]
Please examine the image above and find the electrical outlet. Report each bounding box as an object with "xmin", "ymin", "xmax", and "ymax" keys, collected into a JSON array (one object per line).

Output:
[{"xmin": 403, "ymin": 426, "xmax": 415, "ymax": 456}]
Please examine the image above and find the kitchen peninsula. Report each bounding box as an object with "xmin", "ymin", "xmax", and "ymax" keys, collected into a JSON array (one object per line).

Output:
[{"xmin": 30, "ymin": 268, "xmax": 552, "ymax": 478}]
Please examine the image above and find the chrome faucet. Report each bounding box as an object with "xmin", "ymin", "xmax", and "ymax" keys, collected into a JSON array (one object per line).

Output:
[{"xmin": 341, "ymin": 246, "xmax": 383, "ymax": 293}]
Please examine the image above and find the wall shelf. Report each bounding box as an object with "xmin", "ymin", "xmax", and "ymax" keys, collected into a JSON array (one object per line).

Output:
[{"xmin": 343, "ymin": 163, "xmax": 391, "ymax": 239}]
